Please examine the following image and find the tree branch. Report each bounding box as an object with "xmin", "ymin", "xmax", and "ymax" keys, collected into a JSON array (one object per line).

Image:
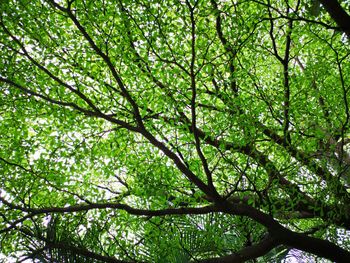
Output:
[
  {"xmin": 198, "ymin": 234, "xmax": 278, "ymax": 263},
  {"xmin": 319, "ymin": 0, "xmax": 350, "ymax": 37}
]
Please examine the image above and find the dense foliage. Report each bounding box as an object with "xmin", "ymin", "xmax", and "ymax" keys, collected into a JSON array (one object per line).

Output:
[{"xmin": 1, "ymin": 0, "xmax": 350, "ymax": 262}]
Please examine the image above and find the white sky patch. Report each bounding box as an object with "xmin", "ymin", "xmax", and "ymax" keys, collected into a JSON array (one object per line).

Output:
[{"xmin": 30, "ymin": 148, "xmax": 47, "ymax": 161}]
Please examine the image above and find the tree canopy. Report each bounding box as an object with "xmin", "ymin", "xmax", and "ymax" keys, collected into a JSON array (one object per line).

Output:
[{"xmin": 1, "ymin": 0, "xmax": 350, "ymax": 262}]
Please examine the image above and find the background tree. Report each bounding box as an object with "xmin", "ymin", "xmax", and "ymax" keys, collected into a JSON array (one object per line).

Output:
[{"xmin": 1, "ymin": 0, "xmax": 350, "ymax": 262}]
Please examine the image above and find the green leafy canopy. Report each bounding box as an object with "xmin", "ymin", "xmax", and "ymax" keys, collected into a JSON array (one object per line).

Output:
[{"xmin": 1, "ymin": 0, "xmax": 350, "ymax": 262}]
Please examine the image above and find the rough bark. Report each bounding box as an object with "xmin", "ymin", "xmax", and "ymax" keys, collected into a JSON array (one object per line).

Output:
[{"xmin": 320, "ymin": 0, "xmax": 350, "ymax": 37}]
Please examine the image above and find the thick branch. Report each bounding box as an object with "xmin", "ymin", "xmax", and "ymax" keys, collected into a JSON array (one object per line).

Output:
[
  {"xmin": 319, "ymin": 0, "xmax": 350, "ymax": 37},
  {"xmin": 186, "ymin": 1, "xmax": 214, "ymax": 190},
  {"xmin": 279, "ymin": 229, "xmax": 350, "ymax": 262},
  {"xmin": 0, "ymin": 196, "xmax": 219, "ymax": 218},
  {"xmin": 198, "ymin": 234, "xmax": 278, "ymax": 263},
  {"xmin": 221, "ymin": 201, "xmax": 350, "ymax": 262}
]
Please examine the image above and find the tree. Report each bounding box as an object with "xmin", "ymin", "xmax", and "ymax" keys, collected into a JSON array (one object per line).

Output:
[{"xmin": 1, "ymin": 0, "xmax": 350, "ymax": 262}]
